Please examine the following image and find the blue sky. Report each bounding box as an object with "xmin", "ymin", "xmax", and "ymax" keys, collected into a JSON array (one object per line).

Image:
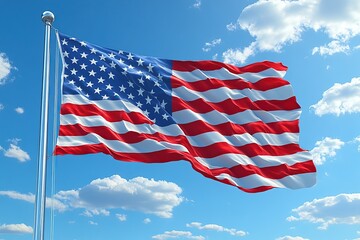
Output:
[{"xmin": 1, "ymin": 1, "xmax": 360, "ymax": 240}]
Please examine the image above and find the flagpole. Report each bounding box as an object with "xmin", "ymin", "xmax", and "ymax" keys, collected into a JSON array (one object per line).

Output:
[{"xmin": 34, "ymin": 11, "xmax": 54, "ymax": 240}]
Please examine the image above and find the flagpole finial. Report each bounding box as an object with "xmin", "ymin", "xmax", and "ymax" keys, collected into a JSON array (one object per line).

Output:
[{"xmin": 42, "ymin": 11, "xmax": 54, "ymax": 25}]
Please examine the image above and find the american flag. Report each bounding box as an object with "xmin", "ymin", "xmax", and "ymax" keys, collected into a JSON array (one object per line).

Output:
[{"xmin": 55, "ymin": 32, "xmax": 316, "ymax": 193}]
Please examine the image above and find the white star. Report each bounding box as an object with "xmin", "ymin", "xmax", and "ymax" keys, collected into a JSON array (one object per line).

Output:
[
  {"xmin": 127, "ymin": 53, "xmax": 134, "ymax": 60},
  {"xmin": 119, "ymin": 85, "xmax": 126, "ymax": 92},
  {"xmin": 63, "ymin": 51, "xmax": 69, "ymax": 58},
  {"xmin": 108, "ymin": 72, "xmax": 115, "ymax": 79},
  {"xmin": 109, "ymin": 52, "xmax": 116, "ymax": 58},
  {"xmin": 157, "ymin": 74, "xmax": 163, "ymax": 81},
  {"xmin": 102, "ymin": 95, "xmax": 109, "ymax": 100},
  {"xmin": 89, "ymin": 70, "xmax": 96, "ymax": 76},
  {"xmin": 71, "ymin": 46, "xmax": 78, "ymax": 52},
  {"xmin": 100, "ymin": 55, "xmax": 106, "ymax": 61},
  {"xmin": 94, "ymin": 88, "xmax": 101, "ymax": 94},
  {"xmin": 106, "ymin": 84, "xmax": 113, "ymax": 90},
  {"xmin": 128, "ymin": 81, "xmax": 134, "ymax": 88},
  {"xmin": 80, "ymin": 63, "xmax": 87, "ymax": 70},
  {"xmin": 138, "ymin": 77, "xmax": 144, "ymax": 85},
  {"xmin": 90, "ymin": 48, "xmax": 97, "ymax": 54},
  {"xmin": 69, "ymin": 80, "xmax": 75, "ymax": 85},
  {"xmin": 127, "ymin": 93, "xmax": 134, "ymax": 100},
  {"xmin": 64, "ymin": 63, "xmax": 68, "ymax": 69},
  {"xmin": 162, "ymin": 113, "xmax": 169, "ymax": 120},
  {"xmin": 76, "ymin": 86, "xmax": 82, "ymax": 91},
  {"xmin": 137, "ymin": 58, "xmax": 144, "ymax": 66},
  {"xmin": 80, "ymin": 41, "xmax": 87, "ymax": 46},
  {"xmin": 90, "ymin": 59, "xmax": 97, "ymax": 65},
  {"xmin": 118, "ymin": 59, "xmax": 124, "ymax": 65},
  {"xmin": 71, "ymin": 57, "xmax": 78, "ymax": 64},
  {"xmin": 87, "ymin": 81, "xmax": 93, "ymax": 87},
  {"xmin": 110, "ymin": 61, "xmax": 116, "ymax": 68},
  {"xmin": 145, "ymin": 96, "xmax": 152, "ymax": 104},
  {"xmin": 81, "ymin": 52, "xmax": 88, "ymax": 58},
  {"xmin": 154, "ymin": 81, "xmax": 161, "ymax": 87},
  {"xmin": 137, "ymin": 88, "xmax": 144, "ymax": 96},
  {"xmin": 128, "ymin": 65, "xmax": 134, "ymax": 70},
  {"xmin": 100, "ymin": 65, "xmax": 107, "ymax": 72},
  {"xmin": 136, "ymin": 101, "xmax": 143, "ymax": 108},
  {"xmin": 62, "ymin": 39, "xmax": 68, "ymax": 45},
  {"xmin": 71, "ymin": 69, "xmax": 77, "ymax": 75},
  {"xmin": 145, "ymin": 75, "xmax": 151, "ymax": 80},
  {"xmin": 143, "ymin": 109, "xmax": 150, "ymax": 116},
  {"xmin": 160, "ymin": 100, "xmax": 167, "ymax": 108},
  {"xmin": 79, "ymin": 75, "xmax": 85, "ymax": 81},
  {"xmin": 154, "ymin": 104, "xmax": 160, "ymax": 113},
  {"xmin": 98, "ymin": 77, "xmax": 105, "ymax": 83},
  {"xmin": 147, "ymin": 63, "xmax": 154, "ymax": 72}
]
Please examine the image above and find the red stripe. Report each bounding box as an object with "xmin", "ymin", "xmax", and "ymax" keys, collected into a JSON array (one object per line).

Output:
[
  {"xmin": 60, "ymin": 103, "xmax": 152, "ymax": 124},
  {"xmin": 212, "ymin": 160, "xmax": 316, "ymax": 179},
  {"xmin": 172, "ymin": 75, "xmax": 290, "ymax": 92},
  {"xmin": 172, "ymin": 60, "xmax": 287, "ymax": 73},
  {"xmin": 172, "ymin": 96, "xmax": 300, "ymax": 114},
  {"xmin": 58, "ymin": 123, "xmax": 304, "ymax": 158},
  {"xmin": 178, "ymin": 120, "xmax": 299, "ymax": 136}
]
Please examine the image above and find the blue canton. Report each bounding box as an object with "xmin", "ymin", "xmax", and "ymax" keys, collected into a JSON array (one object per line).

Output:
[{"xmin": 58, "ymin": 33, "xmax": 174, "ymax": 126}]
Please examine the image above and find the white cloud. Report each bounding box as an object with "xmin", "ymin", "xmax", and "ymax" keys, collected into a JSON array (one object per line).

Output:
[
  {"xmin": 193, "ymin": 0, "xmax": 201, "ymax": 8},
  {"xmin": 82, "ymin": 209, "xmax": 110, "ymax": 217},
  {"xmin": 310, "ymin": 137, "xmax": 344, "ymax": 165},
  {"xmin": 287, "ymin": 193, "xmax": 360, "ymax": 229},
  {"xmin": 187, "ymin": 222, "xmax": 247, "ymax": 237},
  {"xmin": 1, "ymin": 175, "xmax": 183, "ymax": 218},
  {"xmin": 0, "ymin": 103, "xmax": 4, "ymax": 111},
  {"xmin": 0, "ymin": 191, "xmax": 68, "ymax": 212},
  {"xmin": 354, "ymin": 136, "xmax": 360, "ymax": 152},
  {"xmin": 276, "ymin": 236, "xmax": 309, "ymax": 240},
  {"xmin": 89, "ymin": 221, "xmax": 98, "ymax": 225},
  {"xmin": 15, "ymin": 107, "xmax": 24, "ymax": 114},
  {"xmin": 55, "ymin": 175, "xmax": 183, "ymax": 218},
  {"xmin": 222, "ymin": 42, "xmax": 256, "ymax": 65},
  {"xmin": 0, "ymin": 53, "xmax": 12, "ymax": 85},
  {"xmin": 0, "ymin": 223, "xmax": 33, "ymax": 234},
  {"xmin": 116, "ymin": 213, "xmax": 127, "ymax": 222},
  {"xmin": 0, "ymin": 143, "xmax": 30, "ymax": 162},
  {"xmin": 226, "ymin": 0, "xmax": 360, "ymax": 62},
  {"xmin": 310, "ymin": 77, "xmax": 360, "ymax": 116},
  {"xmin": 312, "ymin": 40, "xmax": 350, "ymax": 56},
  {"xmin": 144, "ymin": 218, "xmax": 151, "ymax": 224},
  {"xmin": 202, "ymin": 38, "xmax": 222, "ymax": 52},
  {"xmin": 152, "ymin": 230, "xmax": 205, "ymax": 240}
]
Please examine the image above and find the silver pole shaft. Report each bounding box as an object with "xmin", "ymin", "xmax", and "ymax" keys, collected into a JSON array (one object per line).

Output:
[{"xmin": 34, "ymin": 11, "xmax": 54, "ymax": 240}]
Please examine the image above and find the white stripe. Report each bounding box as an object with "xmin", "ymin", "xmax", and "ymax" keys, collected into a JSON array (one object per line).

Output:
[
  {"xmin": 195, "ymin": 151, "xmax": 312, "ymax": 169},
  {"xmin": 186, "ymin": 132, "xmax": 299, "ymax": 147},
  {"xmin": 173, "ymin": 85, "xmax": 295, "ymax": 102},
  {"xmin": 62, "ymin": 94, "xmax": 142, "ymax": 113},
  {"xmin": 172, "ymin": 67, "xmax": 286, "ymax": 83},
  {"xmin": 60, "ymin": 114, "xmax": 299, "ymax": 147},
  {"xmin": 173, "ymin": 109, "xmax": 300, "ymax": 125},
  {"xmin": 56, "ymin": 134, "xmax": 189, "ymax": 154},
  {"xmin": 215, "ymin": 172, "xmax": 316, "ymax": 189}
]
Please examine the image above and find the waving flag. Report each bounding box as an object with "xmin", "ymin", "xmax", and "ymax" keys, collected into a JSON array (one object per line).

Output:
[{"xmin": 55, "ymin": 32, "xmax": 316, "ymax": 193}]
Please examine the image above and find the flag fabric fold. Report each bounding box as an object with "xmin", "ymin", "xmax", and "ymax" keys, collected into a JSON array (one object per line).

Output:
[{"xmin": 55, "ymin": 32, "xmax": 316, "ymax": 193}]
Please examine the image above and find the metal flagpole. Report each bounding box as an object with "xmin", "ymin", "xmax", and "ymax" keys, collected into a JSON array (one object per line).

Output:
[{"xmin": 33, "ymin": 11, "xmax": 54, "ymax": 240}]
